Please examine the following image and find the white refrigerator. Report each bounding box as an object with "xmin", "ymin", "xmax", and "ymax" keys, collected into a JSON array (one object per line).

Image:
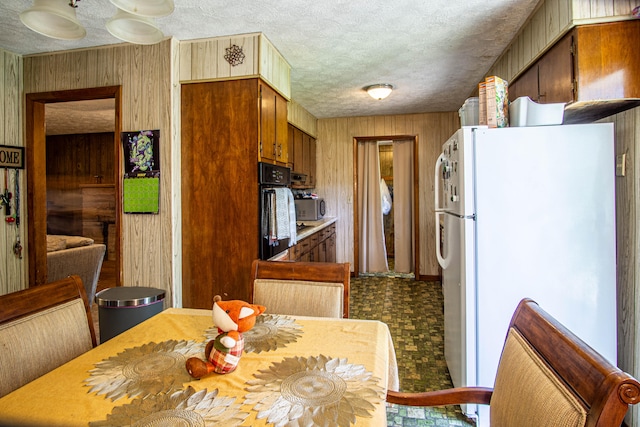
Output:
[{"xmin": 434, "ymin": 124, "xmax": 617, "ymax": 426}]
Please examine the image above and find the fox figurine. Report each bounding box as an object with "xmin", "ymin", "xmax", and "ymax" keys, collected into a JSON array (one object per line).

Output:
[{"xmin": 186, "ymin": 296, "xmax": 265, "ymax": 378}]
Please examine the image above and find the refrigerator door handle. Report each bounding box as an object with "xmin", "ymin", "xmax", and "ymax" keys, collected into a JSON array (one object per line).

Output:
[
  {"xmin": 434, "ymin": 153, "xmax": 450, "ymax": 269},
  {"xmin": 434, "ymin": 153, "xmax": 445, "ymax": 212},
  {"xmin": 435, "ymin": 211, "xmax": 450, "ymax": 269}
]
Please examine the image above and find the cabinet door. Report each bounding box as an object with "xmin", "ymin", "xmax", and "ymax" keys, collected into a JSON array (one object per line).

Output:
[
  {"xmin": 308, "ymin": 137, "xmax": 316, "ymax": 187},
  {"xmin": 260, "ymin": 83, "xmax": 276, "ymax": 161},
  {"xmin": 292, "ymin": 127, "xmax": 304, "ymax": 173},
  {"xmin": 509, "ymin": 64, "xmax": 538, "ymax": 103},
  {"xmin": 287, "ymin": 124, "xmax": 295, "ymax": 169},
  {"xmin": 326, "ymin": 233, "xmax": 336, "ymax": 263},
  {"xmin": 538, "ymin": 31, "xmax": 574, "ymax": 104},
  {"xmin": 275, "ymin": 93, "xmax": 288, "ymax": 163},
  {"xmin": 575, "ymin": 21, "xmax": 640, "ymax": 101},
  {"xmin": 318, "ymin": 240, "xmax": 327, "ymax": 262}
]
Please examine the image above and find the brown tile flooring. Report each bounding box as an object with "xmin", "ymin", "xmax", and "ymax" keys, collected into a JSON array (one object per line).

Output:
[
  {"xmin": 350, "ymin": 269, "xmax": 476, "ymax": 426},
  {"xmin": 91, "ymin": 260, "xmax": 475, "ymax": 425}
]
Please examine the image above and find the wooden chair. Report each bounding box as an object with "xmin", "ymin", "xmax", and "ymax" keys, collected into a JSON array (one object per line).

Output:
[
  {"xmin": 387, "ymin": 298, "xmax": 640, "ymax": 427},
  {"xmin": 0, "ymin": 275, "xmax": 97, "ymax": 398},
  {"xmin": 251, "ymin": 259, "xmax": 350, "ymax": 318}
]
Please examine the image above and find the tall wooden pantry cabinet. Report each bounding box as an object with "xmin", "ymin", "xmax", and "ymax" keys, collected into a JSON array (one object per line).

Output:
[{"xmin": 181, "ymin": 78, "xmax": 287, "ymax": 308}]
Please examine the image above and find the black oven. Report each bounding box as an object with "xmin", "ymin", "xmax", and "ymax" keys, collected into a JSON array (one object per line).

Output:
[{"xmin": 259, "ymin": 162, "xmax": 291, "ymax": 259}]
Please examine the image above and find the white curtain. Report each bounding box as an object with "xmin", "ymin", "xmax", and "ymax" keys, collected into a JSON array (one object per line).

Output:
[
  {"xmin": 393, "ymin": 140, "xmax": 414, "ymax": 273},
  {"xmin": 357, "ymin": 141, "xmax": 388, "ymax": 272}
]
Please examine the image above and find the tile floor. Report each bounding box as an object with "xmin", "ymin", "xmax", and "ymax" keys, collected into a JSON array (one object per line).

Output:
[{"xmin": 350, "ymin": 270, "xmax": 476, "ymax": 426}]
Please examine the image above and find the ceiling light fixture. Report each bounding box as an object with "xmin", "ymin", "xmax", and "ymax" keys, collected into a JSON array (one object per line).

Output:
[
  {"xmin": 110, "ymin": 0, "xmax": 175, "ymax": 18},
  {"xmin": 19, "ymin": 0, "xmax": 173, "ymax": 45},
  {"xmin": 19, "ymin": 0, "xmax": 86, "ymax": 41},
  {"xmin": 106, "ymin": 9, "xmax": 164, "ymax": 45},
  {"xmin": 365, "ymin": 84, "xmax": 393, "ymax": 100}
]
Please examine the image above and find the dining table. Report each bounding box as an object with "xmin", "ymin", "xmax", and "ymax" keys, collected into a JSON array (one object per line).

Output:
[{"xmin": 0, "ymin": 307, "xmax": 399, "ymax": 426}]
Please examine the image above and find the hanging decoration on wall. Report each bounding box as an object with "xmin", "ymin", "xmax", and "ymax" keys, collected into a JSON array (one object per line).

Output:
[
  {"xmin": 224, "ymin": 44, "xmax": 245, "ymax": 66},
  {"xmin": 122, "ymin": 130, "xmax": 160, "ymax": 214}
]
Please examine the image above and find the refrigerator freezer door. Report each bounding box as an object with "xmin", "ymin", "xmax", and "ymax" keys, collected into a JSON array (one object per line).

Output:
[{"xmin": 472, "ymin": 124, "xmax": 617, "ymax": 392}]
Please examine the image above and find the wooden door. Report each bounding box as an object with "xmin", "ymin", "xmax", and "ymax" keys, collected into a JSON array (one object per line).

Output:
[{"xmin": 181, "ymin": 79, "xmax": 260, "ymax": 308}]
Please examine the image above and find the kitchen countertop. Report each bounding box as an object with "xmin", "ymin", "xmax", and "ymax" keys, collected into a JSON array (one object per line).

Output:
[
  {"xmin": 268, "ymin": 217, "xmax": 337, "ymax": 261},
  {"xmin": 296, "ymin": 216, "xmax": 337, "ymax": 240}
]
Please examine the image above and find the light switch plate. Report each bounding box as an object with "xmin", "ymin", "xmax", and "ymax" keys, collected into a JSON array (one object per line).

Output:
[{"xmin": 616, "ymin": 154, "xmax": 626, "ymax": 177}]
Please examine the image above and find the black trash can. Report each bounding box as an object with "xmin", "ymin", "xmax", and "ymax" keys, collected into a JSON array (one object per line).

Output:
[{"xmin": 96, "ymin": 287, "xmax": 165, "ymax": 342}]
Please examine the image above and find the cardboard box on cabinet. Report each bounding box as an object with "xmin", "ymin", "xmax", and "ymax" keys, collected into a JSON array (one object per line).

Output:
[
  {"xmin": 478, "ymin": 82, "xmax": 487, "ymax": 125},
  {"xmin": 485, "ymin": 76, "xmax": 509, "ymax": 128}
]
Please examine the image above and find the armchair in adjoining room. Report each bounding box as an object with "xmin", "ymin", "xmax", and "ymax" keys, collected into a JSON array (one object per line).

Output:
[
  {"xmin": 251, "ymin": 259, "xmax": 350, "ymax": 318},
  {"xmin": 386, "ymin": 298, "xmax": 640, "ymax": 427}
]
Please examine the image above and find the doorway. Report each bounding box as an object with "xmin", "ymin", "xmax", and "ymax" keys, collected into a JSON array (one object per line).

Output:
[
  {"xmin": 353, "ymin": 135, "xmax": 418, "ymax": 277},
  {"xmin": 25, "ymin": 86, "xmax": 122, "ymax": 288}
]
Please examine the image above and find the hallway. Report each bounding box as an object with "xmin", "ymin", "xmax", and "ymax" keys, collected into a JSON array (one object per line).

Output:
[{"xmin": 349, "ymin": 272, "xmax": 475, "ymax": 426}]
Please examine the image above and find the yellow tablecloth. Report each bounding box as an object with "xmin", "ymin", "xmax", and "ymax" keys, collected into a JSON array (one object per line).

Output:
[{"xmin": 0, "ymin": 308, "xmax": 398, "ymax": 426}]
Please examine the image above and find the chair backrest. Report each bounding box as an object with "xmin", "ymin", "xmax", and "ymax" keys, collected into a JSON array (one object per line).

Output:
[
  {"xmin": 490, "ymin": 298, "xmax": 640, "ymax": 427},
  {"xmin": 0, "ymin": 275, "xmax": 97, "ymax": 398},
  {"xmin": 251, "ymin": 259, "xmax": 351, "ymax": 318}
]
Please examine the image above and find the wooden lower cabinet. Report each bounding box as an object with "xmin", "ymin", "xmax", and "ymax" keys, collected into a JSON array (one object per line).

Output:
[{"xmin": 290, "ymin": 224, "xmax": 336, "ymax": 263}]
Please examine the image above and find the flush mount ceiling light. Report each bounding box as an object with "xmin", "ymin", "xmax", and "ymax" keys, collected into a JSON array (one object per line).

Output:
[
  {"xmin": 19, "ymin": 0, "xmax": 172, "ymax": 45},
  {"xmin": 365, "ymin": 84, "xmax": 394, "ymax": 100},
  {"xmin": 19, "ymin": 0, "xmax": 86, "ymax": 40}
]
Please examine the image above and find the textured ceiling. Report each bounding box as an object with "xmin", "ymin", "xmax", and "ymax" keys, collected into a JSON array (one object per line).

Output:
[{"xmin": 1, "ymin": 0, "xmax": 541, "ymax": 133}]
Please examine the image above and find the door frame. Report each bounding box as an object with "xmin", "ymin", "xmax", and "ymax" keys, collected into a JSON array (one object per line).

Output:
[
  {"xmin": 26, "ymin": 86, "xmax": 122, "ymax": 287},
  {"xmin": 352, "ymin": 135, "xmax": 419, "ymax": 277}
]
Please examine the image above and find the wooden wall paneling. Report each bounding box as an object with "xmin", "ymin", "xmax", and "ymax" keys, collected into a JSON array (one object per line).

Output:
[
  {"xmin": 316, "ymin": 112, "xmax": 458, "ymax": 277},
  {"xmin": 180, "ymin": 34, "xmax": 260, "ymax": 82},
  {"xmin": 602, "ymin": 105, "xmax": 640, "ymax": 427},
  {"xmin": 287, "ymin": 99, "xmax": 318, "ymax": 137},
  {"xmin": 23, "ymin": 40, "xmax": 177, "ymax": 307},
  {"xmin": 531, "ymin": 5, "xmax": 547, "ymax": 56},
  {"xmin": 170, "ymin": 38, "xmax": 182, "ymax": 307},
  {"xmin": 0, "ymin": 49, "xmax": 24, "ymax": 296},
  {"xmin": 259, "ymin": 35, "xmax": 291, "ymax": 100}
]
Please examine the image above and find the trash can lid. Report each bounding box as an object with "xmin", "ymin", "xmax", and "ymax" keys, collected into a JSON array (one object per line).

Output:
[{"xmin": 95, "ymin": 287, "xmax": 165, "ymax": 308}]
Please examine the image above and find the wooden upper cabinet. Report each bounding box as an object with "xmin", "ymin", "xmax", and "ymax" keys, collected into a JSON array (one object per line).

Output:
[
  {"xmin": 508, "ymin": 63, "xmax": 538, "ymax": 102},
  {"xmin": 509, "ymin": 20, "xmax": 640, "ymax": 122},
  {"xmin": 538, "ymin": 32, "xmax": 574, "ymax": 104},
  {"xmin": 275, "ymin": 93, "xmax": 288, "ymax": 163},
  {"xmin": 260, "ymin": 82, "xmax": 276, "ymax": 162},
  {"xmin": 259, "ymin": 82, "xmax": 288, "ymax": 164},
  {"xmin": 574, "ymin": 21, "xmax": 640, "ymax": 102},
  {"xmin": 509, "ymin": 31, "xmax": 574, "ymax": 104},
  {"xmin": 289, "ymin": 124, "xmax": 316, "ymax": 189},
  {"xmin": 291, "ymin": 125, "xmax": 304, "ymax": 173},
  {"xmin": 307, "ymin": 136, "xmax": 316, "ymax": 187}
]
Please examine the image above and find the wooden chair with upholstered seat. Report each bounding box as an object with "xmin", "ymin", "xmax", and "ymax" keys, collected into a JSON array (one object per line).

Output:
[
  {"xmin": 387, "ymin": 298, "xmax": 640, "ymax": 427},
  {"xmin": 0, "ymin": 275, "xmax": 97, "ymax": 398},
  {"xmin": 251, "ymin": 259, "xmax": 351, "ymax": 318}
]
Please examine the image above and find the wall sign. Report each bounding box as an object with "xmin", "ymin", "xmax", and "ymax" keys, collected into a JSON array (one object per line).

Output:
[{"xmin": 0, "ymin": 145, "xmax": 24, "ymax": 169}]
